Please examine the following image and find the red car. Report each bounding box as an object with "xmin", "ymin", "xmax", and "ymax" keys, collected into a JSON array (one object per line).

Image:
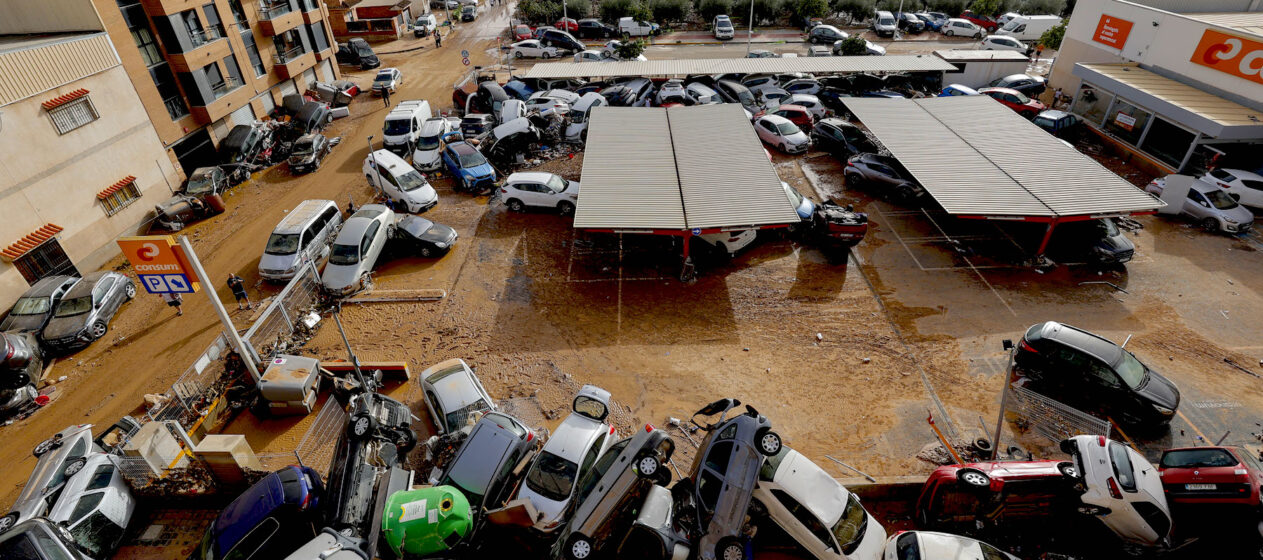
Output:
[
  {"xmin": 1159, "ymin": 446, "xmax": 1263, "ymax": 506},
  {"xmin": 554, "ymin": 17, "xmax": 578, "ymax": 32},
  {"xmin": 959, "ymin": 10, "xmax": 998, "ymax": 32},
  {"xmin": 915, "ymin": 460, "xmax": 1079, "ymax": 530},
  {"xmin": 767, "ymin": 104, "xmax": 815, "ymax": 130},
  {"xmin": 512, "ymin": 24, "xmax": 533, "ymax": 41},
  {"xmin": 979, "ymin": 87, "xmax": 1046, "ymax": 117}
]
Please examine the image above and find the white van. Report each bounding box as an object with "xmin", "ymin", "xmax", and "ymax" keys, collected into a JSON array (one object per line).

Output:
[
  {"xmin": 617, "ymin": 17, "xmax": 659, "ymax": 37},
  {"xmin": 382, "ymin": 100, "xmax": 432, "ymax": 155},
  {"xmin": 565, "ymin": 92, "xmax": 607, "ymax": 141},
  {"xmin": 996, "ymin": 15, "xmax": 1061, "ymax": 42},
  {"xmin": 498, "ymin": 98, "xmax": 526, "ymax": 124},
  {"xmin": 363, "ymin": 149, "xmax": 439, "ymax": 213},
  {"xmin": 259, "ymin": 199, "xmax": 343, "ymax": 281},
  {"xmin": 872, "ymin": 10, "xmax": 898, "ymax": 37}
]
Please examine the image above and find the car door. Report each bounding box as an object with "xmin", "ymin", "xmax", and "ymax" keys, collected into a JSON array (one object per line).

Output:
[
  {"xmin": 769, "ymin": 489, "xmax": 838, "ymax": 559},
  {"xmin": 1184, "ymin": 189, "xmax": 1211, "ymax": 220},
  {"xmin": 1084, "ymin": 359, "xmax": 1132, "ymax": 416},
  {"xmin": 91, "ymin": 277, "xmax": 116, "ymax": 320},
  {"xmin": 363, "ymin": 220, "xmax": 386, "ymax": 270}
]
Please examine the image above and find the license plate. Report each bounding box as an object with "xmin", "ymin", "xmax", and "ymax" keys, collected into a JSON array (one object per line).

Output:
[{"xmin": 1185, "ymin": 483, "xmax": 1216, "ymax": 490}]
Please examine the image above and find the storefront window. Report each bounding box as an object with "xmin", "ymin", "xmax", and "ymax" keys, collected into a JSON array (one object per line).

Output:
[
  {"xmin": 1070, "ymin": 85, "xmax": 1113, "ymax": 126},
  {"xmin": 1139, "ymin": 118, "xmax": 1196, "ymax": 169},
  {"xmin": 1104, "ymin": 100, "xmax": 1151, "ymax": 146}
]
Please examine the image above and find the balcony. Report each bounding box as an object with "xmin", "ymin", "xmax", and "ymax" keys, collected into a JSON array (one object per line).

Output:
[
  {"xmin": 272, "ymin": 47, "xmax": 315, "ymax": 79},
  {"xmin": 167, "ymin": 27, "xmax": 232, "ymax": 71},
  {"xmin": 190, "ymin": 76, "xmax": 251, "ymax": 123},
  {"xmin": 258, "ymin": 1, "xmax": 304, "ymax": 35},
  {"xmin": 210, "ymin": 76, "xmax": 241, "ymax": 99},
  {"xmin": 188, "ymin": 26, "xmax": 224, "ymax": 48},
  {"xmin": 163, "ymin": 96, "xmax": 190, "ymax": 120}
]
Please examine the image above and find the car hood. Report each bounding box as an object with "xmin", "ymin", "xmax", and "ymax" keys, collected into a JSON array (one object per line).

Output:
[
  {"xmin": 322, "ymin": 265, "xmax": 363, "ymax": 293},
  {"xmin": 786, "ymin": 131, "xmax": 810, "ymax": 145},
  {"xmin": 1136, "ymin": 369, "xmax": 1180, "ymax": 409},
  {"xmin": 1221, "ymin": 204, "xmax": 1255, "ymax": 225},
  {"xmin": 416, "ymin": 223, "xmax": 457, "ymax": 244},
  {"xmin": 289, "ymin": 153, "xmax": 318, "ymax": 166},
  {"xmin": 1, "ymin": 313, "xmax": 47, "ymax": 333},
  {"xmin": 414, "ymin": 148, "xmax": 442, "ymax": 166},
  {"xmin": 518, "ymin": 484, "xmax": 570, "ymax": 527},
  {"xmin": 259, "ymin": 252, "xmax": 301, "ymax": 273},
  {"xmin": 400, "ymin": 185, "xmax": 439, "ymax": 205},
  {"xmin": 42, "ymin": 315, "xmax": 88, "ymax": 341},
  {"xmin": 1097, "ymin": 232, "xmax": 1135, "ymax": 254},
  {"xmin": 464, "ymin": 163, "xmax": 495, "ymax": 178}
]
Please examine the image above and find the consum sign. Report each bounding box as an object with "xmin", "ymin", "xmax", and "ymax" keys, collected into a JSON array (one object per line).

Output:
[
  {"xmin": 1191, "ymin": 29, "xmax": 1263, "ymax": 86},
  {"xmin": 1092, "ymin": 14, "xmax": 1133, "ymax": 49}
]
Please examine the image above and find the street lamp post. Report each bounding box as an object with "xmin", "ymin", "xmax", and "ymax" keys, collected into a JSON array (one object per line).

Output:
[{"xmin": 746, "ymin": 0, "xmax": 754, "ymax": 55}]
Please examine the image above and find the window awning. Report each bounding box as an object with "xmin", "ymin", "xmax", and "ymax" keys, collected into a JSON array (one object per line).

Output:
[
  {"xmin": 98, "ymin": 176, "xmax": 137, "ymax": 200},
  {"xmin": 1073, "ymin": 63, "xmax": 1263, "ymax": 139},
  {"xmin": 3, "ymin": 224, "xmax": 64, "ymax": 261},
  {"xmin": 41, "ymin": 88, "xmax": 89, "ymax": 111}
]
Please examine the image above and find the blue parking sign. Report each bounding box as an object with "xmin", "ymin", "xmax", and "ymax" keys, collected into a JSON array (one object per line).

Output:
[{"xmin": 140, "ymin": 273, "xmax": 195, "ymax": 294}]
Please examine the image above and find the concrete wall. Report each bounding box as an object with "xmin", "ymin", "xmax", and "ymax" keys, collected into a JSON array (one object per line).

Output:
[
  {"xmin": 0, "ymin": 0, "xmax": 105, "ymax": 34},
  {"xmin": 0, "ymin": 64, "xmax": 181, "ymax": 308},
  {"xmin": 1050, "ymin": 0, "xmax": 1263, "ymax": 110}
]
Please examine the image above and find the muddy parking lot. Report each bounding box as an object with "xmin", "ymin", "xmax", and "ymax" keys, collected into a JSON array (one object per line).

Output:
[{"xmin": 5, "ymin": 11, "xmax": 1263, "ymax": 560}]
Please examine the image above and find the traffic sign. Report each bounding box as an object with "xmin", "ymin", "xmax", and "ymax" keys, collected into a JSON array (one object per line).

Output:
[
  {"xmin": 462, "ymin": 57, "xmax": 470, "ymax": 66},
  {"xmin": 460, "ymin": 49, "xmax": 470, "ymax": 58},
  {"xmin": 691, "ymin": 228, "xmax": 701, "ymax": 236},
  {"xmin": 117, "ymin": 236, "xmax": 201, "ymax": 294}
]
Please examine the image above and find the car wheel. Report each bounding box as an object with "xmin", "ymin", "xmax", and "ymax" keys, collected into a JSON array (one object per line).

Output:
[
  {"xmin": 754, "ymin": 427, "xmax": 782, "ymax": 456},
  {"xmin": 565, "ymin": 533, "xmax": 594, "ymax": 560},
  {"xmin": 508, "ymin": 199, "xmax": 525, "ymax": 212},
  {"xmin": 1057, "ymin": 461, "xmax": 1079, "ymax": 479},
  {"xmin": 1202, "ymin": 217, "xmax": 1220, "ymax": 232},
  {"xmin": 895, "ymin": 185, "xmax": 917, "ymax": 203},
  {"xmin": 976, "ymin": 32, "xmax": 983, "ymax": 38},
  {"xmin": 0, "ymin": 513, "xmax": 17, "ymax": 534},
  {"xmin": 349, "ymin": 412, "xmax": 376, "ymax": 439},
  {"xmin": 33, "ymin": 438, "xmax": 56, "ymax": 457},
  {"xmin": 394, "ymin": 428, "xmax": 417, "ymax": 453},
  {"xmin": 358, "ymin": 271, "xmax": 372, "ymax": 291},
  {"xmin": 421, "ymin": 246, "xmax": 434, "ymax": 258},
  {"xmin": 514, "ymin": 51, "xmax": 522, "ymax": 58},
  {"xmin": 635, "ymin": 453, "xmax": 661, "ymax": 478},
  {"xmin": 125, "ymin": 282, "xmax": 136, "ymax": 299},
  {"xmin": 542, "ymin": 52, "xmax": 552, "ymax": 59},
  {"xmin": 90, "ymin": 320, "xmax": 108, "ymax": 340},
  {"xmin": 717, "ymin": 537, "xmax": 747, "ymax": 560},
  {"xmin": 957, "ymin": 468, "xmax": 991, "ymax": 489},
  {"xmin": 64, "ymin": 457, "xmax": 87, "ymax": 478},
  {"xmin": 945, "ymin": 29, "xmax": 954, "ymax": 36},
  {"xmin": 558, "ymin": 201, "xmax": 575, "ymax": 216}
]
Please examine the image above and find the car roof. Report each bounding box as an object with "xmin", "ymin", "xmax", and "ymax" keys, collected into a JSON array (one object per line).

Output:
[
  {"xmin": 760, "ymin": 114, "xmax": 792, "ymax": 125},
  {"xmin": 1030, "ymin": 321, "xmax": 1122, "ymax": 363},
  {"xmin": 1037, "ymin": 109, "xmax": 1072, "ymax": 119},
  {"xmin": 980, "ymin": 87, "xmax": 1020, "ymax": 95},
  {"xmin": 449, "ymin": 141, "xmax": 478, "ymax": 155},
  {"xmin": 427, "ymin": 361, "xmax": 484, "ymax": 409},
  {"xmin": 63, "ymin": 271, "xmax": 111, "ymax": 298},
  {"xmin": 449, "ymin": 415, "xmax": 521, "ymax": 494},
  {"xmin": 214, "ymin": 471, "xmax": 287, "ymax": 552},
  {"xmin": 371, "ymin": 150, "xmax": 413, "ymax": 175},
  {"xmin": 507, "ymin": 172, "xmax": 557, "ymax": 184},
  {"xmin": 420, "ymin": 117, "xmax": 448, "ymax": 135},
  {"xmin": 275, "ymin": 199, "xmax": 336, "ymax": 234},
  {"xmin": 1220, "ymin": 167, "xmax": 1263, "ymax": 180},
  {"xmin": 770, "ymin": 449, "xmax": 851, "ymax": 526},
  {"xmin": 21, "ymin": 275, "xmax": 77, "ymax": 298},
  {"xmin": 333, "ymin": 207, "xmax": 388, "ymax": 244},
  {"xmin": 543, "ymin": 414, "xmax": 606, "ymax": 462}
]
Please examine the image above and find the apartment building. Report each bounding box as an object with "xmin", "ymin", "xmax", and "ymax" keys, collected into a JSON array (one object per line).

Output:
[
  {"xmin": 94, "ymin": 0, "xmax": 342, "ymax": 172},
  {"xmin": 0, "ymin": 0, "xmax": 183, "ymax": 308}
]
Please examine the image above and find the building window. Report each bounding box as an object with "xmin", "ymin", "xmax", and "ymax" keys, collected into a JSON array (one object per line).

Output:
[
  {"xmin": 132, "ymin": 26, "xmax": 162, "ymax": 66},
  {"xmin": 226, "ymin": 0, "xmax": 248, "ymax": 26},
  {"xmin": 223, "ymin": 54, "xmax": 245, "ymax": 89},
  {"xmin": 1140, "ymin": 118, "xmax": 1197, "ymax": 169},
  {"xmin": 273, "ymin": 29, "xmax": 307, "ymax": 64},
  {"xmin": 100, "ymin": 181, "xmax": 143, "ymax": 216},
  {"xmin": 1070, "ymin": 85, "xmax": 1114, "ymax": 127},
  {"xmin": 14, "ymin": 240, "xmax": 77, "ymax": 285},
  {"xmin": 48, "ymin": 97, "xmax": 99, "ymax": 134},
  {"xmin": 241, "ymin": 33, "xmax": 266, "ymax": 76},
  {"xmin": 201, "ymin": 4, "xmax": 227, "ymax": 42},
  {"xmin": 1104, "ymin": 99, "xmax": 1151, "ymax": 147},
  {"xmin": 151, "ymin": 64, "xmax": 189, "ymax": 120},
  {"xmin": 305, "ymin": 22, "xmax": 329, "ymax": 52}
]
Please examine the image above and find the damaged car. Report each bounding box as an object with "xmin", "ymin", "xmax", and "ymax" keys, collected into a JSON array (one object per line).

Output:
[
  {"xmin": 0, "ymin": 332, "xmax": 44, "ymax": 419},
  {"xmin": 322, "ymin": 204, "xmax": 395, "ymax": 295},
  {"xmin": 1, "ymin": 275, "xmax": 78, "ymax": 334},
  {"xmin": 391, "ymin": 215, "xmax": 458, "ymax": 259},
  {"xmin": 41, "ymin": 271, "xmax": 134, "ymax": 352},
  {"xmin": 419, "ymin": 358, "xmax": 494, "ymax": 435},
  {"xmin": 1061, "ymin": 435, "xmax": 1173, "ymax": 551}
]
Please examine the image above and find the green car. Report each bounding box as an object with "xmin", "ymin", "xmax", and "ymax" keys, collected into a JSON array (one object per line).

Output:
[{"xmin": 381, "ymin": 486, "xmax": 472, "ymax": 557}]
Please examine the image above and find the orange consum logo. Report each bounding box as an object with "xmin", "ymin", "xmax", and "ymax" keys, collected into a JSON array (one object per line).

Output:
[
  {"xmin": 1192, "ymin": 29, "xmax": 1263, "ymax": 85},
  {"xmin": 1092, "ymin": 14, "xmax": 1133, "ymax": 48},
  {"xmin": 117, "ymin": 236, "xmax": 185, "ymax": 274}
]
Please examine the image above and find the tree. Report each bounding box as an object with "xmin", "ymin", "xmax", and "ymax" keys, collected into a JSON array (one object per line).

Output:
[
  {"xmin": 517, "ymin": 0, "xmax": 563, "ymax": 23},
  {"xmin": 650, "ymin": 0, "xmax": 691, "ymax": 22},
  {"xmin": 835, "ymin": 35, "xmax": 867, "ymax": 55},
  {"xmin": 751, "ymin": 0, "xmax": 783, "ymax": 26},
  {"xmin": 791, "ymin": 0, "xmax": 830, "ymax": 21},
  {"xmin": 1060, "ymin": 0, "xmax": 1075, "ymax": 17},
  {"xmin": 600, "ymin": 0, "xmax": 649, "ymax": 22},
  {"xmin": 1038, "ymin": 19, "xmax": 1065, "ymax": 49},
  {"xmin": 564, "ymin": 0, "xmax": 592, "ymax": 18},
  {"xmin": 831, "ymin": 0, "xmax": 872, "ymax": 24},
  {"xmin": 968, "ymin": 0, "xmax": 1002, "ymax": 16},
  {"xmin": 1019, "ymin": 0, "xmax": 1064, "ymax": 13},
  {"xmin": 616, "ymin": 38, "xmax": 647, "ymax": 59},
  {"xmin": 698, "ymin": 0, "xmax": 732, "ymax": 23},
  {"xmin": 925, "ymin": 0, "xmax": 967, "ymax": 16}
]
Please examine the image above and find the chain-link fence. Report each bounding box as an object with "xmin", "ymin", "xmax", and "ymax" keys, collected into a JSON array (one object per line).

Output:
[
  {"xmin": 1006, "ymin": 384, "xmax": 1112, "ymax": 443},
  {"xmin": 113, "ymin": 421, "xmax": 219, "ymax": 495},
  {"xmin": 257, "ymin": 396, "xmax": 348, "ymax": 476},
  {"xmin": 146, "ymin": 333, "xmax": 232, "ymax": 426},
  {"xmin": 241, "ymin": 260, "xmax": 324, "ymax": 364}
]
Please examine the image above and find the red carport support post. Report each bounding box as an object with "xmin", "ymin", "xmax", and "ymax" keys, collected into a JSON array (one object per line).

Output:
[
  {"xmin": 680, "ymin": 232, "xmax": 695, "ymax": 282},
  {"xmin": 1034, "ymin": 217, "xmax": 1060, "ymax": 258}
]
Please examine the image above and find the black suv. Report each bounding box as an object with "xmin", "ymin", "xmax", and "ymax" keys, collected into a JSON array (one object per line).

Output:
[
  {"xmin": 1044, "ymin": 218, "xmax": 1135, "ymax": 266},
  {"xmin": 843, "ymin": 153, "xmax": 925, "ymax": 203},
  {"xmin": 576, "ymin": 18, "xmax": 615, "ymax": 38},
  {"xmin": 811, "ymin": 118, "xmax": 877, "ymax": 159},
  {"xmin": 1009, "ymin": 321, "xmax": 1181, "ymax": 428}
]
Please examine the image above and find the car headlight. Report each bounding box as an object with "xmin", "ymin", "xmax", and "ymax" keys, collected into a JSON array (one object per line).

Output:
[
  {"xmin": 1153, "ymin": 404, "xmax": 1174, "ymax": 415},
  {"xmin": 435, "ymin": 242, "xmax": 448, "ymax": 249},
  {"xmin": 1224, "ymin": 217, "xmax": 1238, "ymax": 224}
]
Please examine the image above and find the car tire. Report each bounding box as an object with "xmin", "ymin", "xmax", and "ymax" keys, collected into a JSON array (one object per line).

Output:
[
  {"xmin": 421, "ymin": 246, "xmax": 435, "ymax": 258},
  {"xmin": 635, "ymin": 453, "xmax": 661, "ymax": 479},
  {"xmin": 945, "ymin": 29, "xmax": 954, "ymax": 36},
  {"xmin": 1202, "ymin": 217, "xmax": 1220, "ymax": 232},
  {"xmin": 558, "ymin": 201, "xmax": 575, "ymax": 216},
  {"xmin": 543, "ymin": 52, "xmax": 552, "ymax": 59},
  {"xmin": 957, "ymin": 468, "xmax": 991, "ymax": 489},
  {"xmin": 717, "ymin": 537, "xmax": 748, "ymax": 560},
  {"xmin": 754, "ymin": 427, "xmax": 782, "ymax": 456},
  {"xmin": 895, "ymin": 185, "xmax": 917, "ymax": 203},
  {"xmin": 394, "ymin": 428, "xmax": 417, "ymax": 453},
  {"xmin": 845, "ymin": 172, "xmax": 863, "ymax": 187},
  {"xmin": 125, "ymin": 282, "xmax": 136, "ymax": 299},
  {"xmin": 349, "ymin": 412, "xmax": 376, "ymax": 440},
  {"xmin": 0, "ymin": 513, "xmax": 17, "ymax": 534},
  {"xmin": 33, "ymin": 438, "xmax": 56, "ymax": 457},
  {"xmin": 508, "ymin": 199, "xmax": 525, "ymax": 212},
  {"xmin": 514, "ymin": 51, "xmax": 523, "ymax": 58},
  {"xmin": 565, "ymin": 533, "xmax": 594, "ymax": 560},
  {"xmin": 64, "ymin": 457, "xmax": 87, "ymax": 478},
  {"xmin": 90, "ymin": 319, "xmax": 108, "ymax": 340},
  {"xmin": 1057, "ymin": 461, "xmax": 1079, "ymax": 479}
]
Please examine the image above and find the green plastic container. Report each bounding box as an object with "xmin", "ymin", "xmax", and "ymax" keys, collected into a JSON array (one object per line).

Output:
[{"xmin": 381, "ymin": 485, "xmax": 472, "ymax": 557}]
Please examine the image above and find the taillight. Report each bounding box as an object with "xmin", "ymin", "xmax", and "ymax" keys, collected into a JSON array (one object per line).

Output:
[
  {"xmin": 500, "ymin": 188, "xmax": 507, "ymax": 193},
  {"xmin": 301, "ymin": 492, "xmax": 313, "ymax": 509},
  {"xmin": 645, "ymin": 423, "xmax": 654, "ymax": 432},
  {"xmin": 1098, "ymin": 435, "xmax": 1107, "ymax": 447},
  {"xmin": 1107, "ymin": 477, "xmax": 1122, "ymax": 499},
  {"xmin": 526, "ymin": 431, "xmax": 534, "ymax": 442},
  {"xmin": 609, "ymin": 425, "xmax": 616, "ymax": 435},
  {"xmin": 846, "ymin": 161, "xmax": 856, "ymax": 167},
  {"xmin": 1017, "ymin": 338, "xmax": 1038, "ymax": 353}
]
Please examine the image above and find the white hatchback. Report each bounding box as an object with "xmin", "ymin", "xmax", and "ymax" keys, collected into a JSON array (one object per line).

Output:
[
  {"xmin": 942, "ymin": 18, "xmax": 985, "ymax": 38},
  {"xmin": 981, "ymin": 34, "xmax": 1028, "ymax": 53},
  {"xmin": 1203, "ymin": 167, "xmax": 1263, "ymax": 209},
  {"xmin": 516, "ymin": 385, "xmax": 616, "ymax": 532},
  {"xmin": 1062, "ymin": 435, "xmax": 1173, "ymax": 550},
  {"xmin": 500, "ymin": 172, "xmax": 581, "ymax": 215},
  {"xmin": 882, "ymin": 531, "xmax": 1019, "ymax": 560},
  {"xmin": 511, "ymin": 39, "xmax": 559, "ymax": 59},
  {"xmin": 754, "ymin": 114, "xmax": 810, "ymax": 154}
]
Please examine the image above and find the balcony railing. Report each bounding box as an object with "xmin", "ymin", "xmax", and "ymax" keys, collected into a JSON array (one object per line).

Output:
[
  {"xmin": 258, "ymin": 1, "xmax": 294, "ymax": 20},
  {"xmin": 188, "ymin": 26, "xmax": 224, "ymax": 47},
  {"xmin": 163, "ymin": 96, "xmax": 190, "ymax": 120},
  {"xmin": 300, "ymin": 0, "xmax": 319, "ymax": 12},
  {"xmin": 210, "ymin": 76, "xmax": 241, "ymax": 100},
  {"xmin": 273, "ymin": 46, "xmax": 307, "ymax": 64}
]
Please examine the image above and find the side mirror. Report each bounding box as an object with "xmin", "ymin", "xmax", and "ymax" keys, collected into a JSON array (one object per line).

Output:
[
  {"xmin": 1002, "ymin": 339, "xmax": 1014, "ymax": 351},
  {"xmin": 1198, "ymin": 200, "xmax": 1210, "ymax": 208}
]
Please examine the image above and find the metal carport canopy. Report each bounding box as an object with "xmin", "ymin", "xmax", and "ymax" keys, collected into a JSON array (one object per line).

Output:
[
  {"xmin": 844, "ymin": 95, "xmax": 1165, "ymax": 220},
  {"xmin": 574, "ymin": 104, "xmax": 801, "ymax": 231},
  {"xmin": 523, "ymin": 55, "xmax": 957, "ymax": 79}
]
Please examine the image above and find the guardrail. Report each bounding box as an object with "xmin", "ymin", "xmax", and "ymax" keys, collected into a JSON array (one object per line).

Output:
[
  {"xmin": 1006, "ymin": 384, "xmax": 1112, "ymax": 443},
  {"xmin": 273, "ymin": 45, "xmax": 307, "ymax": 64}
]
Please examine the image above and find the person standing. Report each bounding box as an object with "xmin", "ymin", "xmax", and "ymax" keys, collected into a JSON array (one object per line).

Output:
[
  {"xmin": 227, "ymin": 273, "xmax": 253, "ymax": 310},
  {"xmin": 162, "ymin": 292, "xmax": 183, "ymax": 316},
  {"xmin": 1035, "ymin": 44, "xmax": 1044, "ymax": 60},
  {"xmin": 435, "ymin": 29, "xmax": 442, "ymax": 48},
  {"xmin": 381, "ymin": 85, "xmax": 392, "ymax": 108},
  {"xmin": 1053, "ymin": 87, "xmax": 1063, "ymax": 108}
]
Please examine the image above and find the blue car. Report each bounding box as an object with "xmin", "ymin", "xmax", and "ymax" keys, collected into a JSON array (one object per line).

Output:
[
  {"xmin": 442, "ymin": 141, "xmax": 497, "ymax": 192},
  {"xmin": 938, "ymin": 84, "xmax": 980, "ymax": 97},
  {"xmin": 189, "ymin": 466, "xmax": 324, "ymax": 560},
  {"xmin": 503, "ymin": 80, "xmax": 535, "ymax": 101}
]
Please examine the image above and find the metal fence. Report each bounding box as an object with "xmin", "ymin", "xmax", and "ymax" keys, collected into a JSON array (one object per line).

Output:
[
  {"xmin": 257, "ymin": 397, "xmax": 348, "ymax": 476},
  {"xmin": 1006, "ymin": 384, "xmax": 1112, "ymax": 443},
  {"xmin": 113, "ymin": 421, "xmax": 219, "ymax": 495},
  {"xmin": 242, "ymin": 261, "xmax": 324, "ymax": 364},
  {"xmin": 147, "ymin": 333, "xmax": 232, "ymax": 425}
]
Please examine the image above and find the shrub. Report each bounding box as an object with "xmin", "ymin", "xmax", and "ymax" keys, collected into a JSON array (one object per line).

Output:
[
  {"xmin": 924, "ymin": 0, "xmax": 967, "ymax": 15},
  {"xmin": 697, "ymin": 0, "xmax": 733, "ymax": 24},
  {"xmin": 832, "ymin": 0, "xmax": 873, "ymax": 24},
  {"xmin": 517, "ymin": 0, "xmax": 562, "ymax": 23},
  {"xmin": 835, "ymin": 35, "xmax": 867, "ymax": 55},
  {"xmin": 967, "ymin": 0, "xmax": 1002, "ymax": 16},
  {"xmin": 1039, "ymin": 20, "xmax": 1065, "ymax": 49},
  {"xmin": 564, "ymin": 0, "xmax": 592, "ymax": 18},
  {"xmin": 751, "ymin": 0, "xmax": 783, "ymax": 25},
  {"xmin": 650, "ymin": 0, "xmax": 691, "ymax": 22},
  {"xmin": 599, "ymin": 0, "xmax": 650, "ymax": 22},
  {"xmin": 792, "ymin": 0, "xmax": 831, "ymax": 20},
  {"xmin": 616, "ymin": 38, "xmax": 647, "ymax": 59}
]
